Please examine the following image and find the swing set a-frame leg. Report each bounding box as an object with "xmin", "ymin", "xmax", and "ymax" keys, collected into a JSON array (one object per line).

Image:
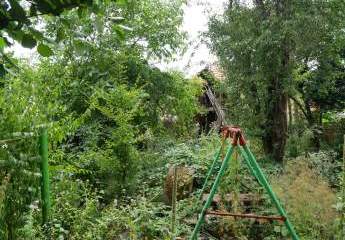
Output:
[
  {"xmin": 238, "ymin": 146, "xmax": 263, "ymax": 186},
  {"xmin": 191, "ymin": 144, "xmax": 235, "ymax": 240},
  {"xmin": 240, "ymin": 145, "xmax": 299, "ymax": 240},
  {"xmin": 198, "ymin": 145, "xmax": 223, "ymax": 200},
  {"xmin": 190, "ymin": 126, "xmax": 299, "ymax": 240}
]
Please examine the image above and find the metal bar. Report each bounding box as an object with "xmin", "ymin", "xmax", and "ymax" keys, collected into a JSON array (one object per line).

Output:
[
  {"xmin": 206, "ymin": 211, "xmax": 286, "ymax": 222},
  {"xmin": 198, "ymin": 144, "xmax": 224, "ymax": 200},
  {"xmin": 39, "ymin": 128, "xmax": 50, "ymax": 224},
  {"xmin": 190, "ymin": 145, "xmax": 235, "ymax": 240},
  {"xmin": 341, "ymin": 134, "xmax": 345, "ymax": 238},
  {"xmin": 241, "ymin": 145, "xmax": 299, "ymax": 240},
  {"xmin": 238, "ymin": 146, "xmax": 263, "ymax": 186},
  {"xmin": 171, "ymin": 165, "xmax": 177, "ymax": 237}
]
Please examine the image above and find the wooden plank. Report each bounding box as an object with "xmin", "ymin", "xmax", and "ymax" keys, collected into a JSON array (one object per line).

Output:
[
  {"xmin": 206, "ymin": 210, "xmax": 286, "ymax": 223},
  {"xmin": 202, "ymin": 193, "xmax": 263, "ymax": 205},
  {"xmin": 204, "ymin": 84, "xmax": 225, "ymax": 128}
]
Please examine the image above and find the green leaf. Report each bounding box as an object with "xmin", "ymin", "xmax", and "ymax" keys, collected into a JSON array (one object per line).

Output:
[
  {"xmin": 113, "ymin": 26, "xmax": 125, "ymax": 41},
  {"xmin": 56, "ymin": 27, "xmax": 65, "ymax": 42},
  {"xmin": 73, "ymin": 40, "xmax": 88, "ymax": 55},
  {"xmin": 117, "ymin": 0, "xmax": 127, "ymax": 6},
  {"xmin": 2, "ymin": 54, "xmax": 19, "ymax": 70},
  {"xmin": 8, "ymin": 29, "xmax": 24, "ymax": 43},
  {"xmin": 95, "ymin": 17, "xmax": 104, "ymax": 33},
  {"xmin": 78, "ymin": 6, "xmax": 87, "ymax": 18},
  {"xmin": 0, "ymin": 37, "xmax": 6, "ymax": 51},
  {"xmin": 37, "ymin": 44, "xmax": 53, "ymax": 57},
  {"xmin": 29, "ymin": 27, "xmax": 44, "ymax": 41},
  {"xmin": 21, "ymin": 34, "xmax": 37, "ymax": 49}
]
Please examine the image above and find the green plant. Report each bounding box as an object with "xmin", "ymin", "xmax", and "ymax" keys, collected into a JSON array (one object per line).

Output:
[
  {"xmin": 272, "ymin": 159, "xmax": 337, "ymax": 239},
  {"xmin": 208, "ymin": 0, "xmax": 345, "ymax": 162},
  {"xmin": 308, "ymin": 150, "xmax": 342, "ymax": 188},
  {"xmin": 286, "ymin": 128, "xmax": 313, "ymax": 158}
]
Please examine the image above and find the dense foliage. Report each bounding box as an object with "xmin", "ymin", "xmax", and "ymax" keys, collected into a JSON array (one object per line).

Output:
[
  {"xmin": 0, "ymin": 0, "xmax": 344, "ymax": 239},
  {"xmin": 208, "ymin": 0, "xmax": 345, "ymax": 161}
]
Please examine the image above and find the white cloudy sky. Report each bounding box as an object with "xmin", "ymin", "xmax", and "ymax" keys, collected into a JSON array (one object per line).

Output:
[
  {"xmin": 155, "ymin": 0, "xmax": 228, "ymax": 75},
  {"xmin": 10, "ymin": 0, "xmax": 228, "ymax": 76}
]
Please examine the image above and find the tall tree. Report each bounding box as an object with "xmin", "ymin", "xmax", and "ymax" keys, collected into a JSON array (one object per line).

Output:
[
  {"xmin": 0, "ymin": 0, "xmax": 100, "ymax": 75},
  {"xmin": 0, "ymin": 1, "xmax": 193, "ymax": 238},
  {"xmin": 209, "ymin": 0, "xmax": 345, "ymax": 162}
]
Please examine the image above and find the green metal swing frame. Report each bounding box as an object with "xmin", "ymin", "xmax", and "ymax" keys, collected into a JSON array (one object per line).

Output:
[{"xmin": 190, "ymin": 126, "xmax": 299, "ymax": 240}]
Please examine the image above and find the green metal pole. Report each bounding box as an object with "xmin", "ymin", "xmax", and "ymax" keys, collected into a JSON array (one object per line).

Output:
[
  {"xmin": 241, "ymin": 145, "xmax": 299, "ymax": 240},
  {"xmin": 341, "ymin": 134, "xmax": 345, "ymax": 238},
  {"xmin": 39, "ymin": 128, "xmax": 50, "ymax": 224},
  {"xmin": 190, "ymin": 145, "xmax": 235, "ymax": 240},
  {"xmin": 171, "ymin": 165, "xmax": 177, "ymax": 239},
  {"xmin": 198, "ymin": 145, "xmax": 223, "ymax": 199},
  {"xmin": 238, "ymin": 146, "xmax": 263, "ymax": 186}
]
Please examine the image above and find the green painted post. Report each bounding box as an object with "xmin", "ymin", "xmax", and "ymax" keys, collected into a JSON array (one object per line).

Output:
[
  {"xmin": 341, "ymin": 135, "xmax": 345, "ymax": 238},
  {"xmin": 241, "ymin": 145, "xmax": 299, "ymax": 240},
  {"xmin": 238, "ymin": 146, "xmax": 263, "ymax": 186},
  {"xmin": 198, "ymin": 146, "xmax": 223, "ymax": 199},
  {"xmin": 171, "ymin": 165, "xmax": 177, "ymax": 238},
  {"xmin": 190, "ymin": 145, "xmax": 235, "ymax": 240},
  {"xmin": 39, "ymin": 128, "xmax": 50, "ymax": 224}
]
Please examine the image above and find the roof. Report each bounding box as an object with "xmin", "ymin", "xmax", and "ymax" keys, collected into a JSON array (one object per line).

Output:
[{"xmin": 207, "ymin": 63, "xmax": 225, "ymax": 81}]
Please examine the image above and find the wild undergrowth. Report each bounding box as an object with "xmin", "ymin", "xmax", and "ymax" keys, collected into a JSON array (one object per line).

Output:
[{"xmin": 272, "ymin": 159, "xmax": 338, "ymax": 240}]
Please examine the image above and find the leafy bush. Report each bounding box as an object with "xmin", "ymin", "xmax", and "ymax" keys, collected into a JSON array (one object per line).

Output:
[
  {"xmin": 308, "ymin": 150, "xmax": 342, "ymax": 188},
  {"xmin": 272, "ymin": 159, "xmax": 337, "ymax": 239},
  {"xmin": 0, "ymin": 57, "xmax": 201, "ymax": 238},
  {"xmin": 286, "ymin": 128, "xmax": 313, "ymax": 158},
  {"xmin": 25, "ymin": 182, "xmax": 174, "ymax": 240},
  {"xmin": 0, "ymin": 67, "xmax": 73, "ymax": 239}
]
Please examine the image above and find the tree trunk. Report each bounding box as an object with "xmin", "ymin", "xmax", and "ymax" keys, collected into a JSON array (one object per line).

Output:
[
  {"xmin": 288, "ymin": 98, "xmax": 293, "ymax": 128},
  {"xmin": 261, "ymin": 1, "xmax": 293, "ymax": 162},
  {"xmin": 262, "ymin": 79, "xmax": 288, "ymax": 163}
]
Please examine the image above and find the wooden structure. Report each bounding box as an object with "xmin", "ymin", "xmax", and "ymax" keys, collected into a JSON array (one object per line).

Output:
[{"xmin": 196, "ymin": 65, "xmax": 226, "ymax": 133}]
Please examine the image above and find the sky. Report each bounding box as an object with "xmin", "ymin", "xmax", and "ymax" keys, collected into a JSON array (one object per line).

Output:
[
  {"xmin": 156, "ymin": 0, "xmax": 227, "ymax": 76},
  {"xmin": 9, "ymin": 0, "xmax": 228, "ymax": 76}
]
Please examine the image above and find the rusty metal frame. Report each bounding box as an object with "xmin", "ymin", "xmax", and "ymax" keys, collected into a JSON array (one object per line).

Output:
[{"xmin": 190, "ymin": 125, "xmax": 299, "ymax": 240}]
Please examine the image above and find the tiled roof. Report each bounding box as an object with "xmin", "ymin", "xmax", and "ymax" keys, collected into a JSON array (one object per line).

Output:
[{"xmin": 208, "ymin": 63, "xmax": 225, "ymax": 81}]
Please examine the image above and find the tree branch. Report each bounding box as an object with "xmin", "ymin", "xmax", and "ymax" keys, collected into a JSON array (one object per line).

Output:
[{"xmin": 288, "ymin": 95, "xmax": 308, "ymax": 120}]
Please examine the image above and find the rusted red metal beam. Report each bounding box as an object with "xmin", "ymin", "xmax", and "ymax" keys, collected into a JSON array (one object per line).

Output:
[
  {"xmin": 206, "ymin": 210, "xmax": 286, "ymax": 222},
  {"xmin": 221, "ymin": 125, "xmax": 246, "ymax": 146}
]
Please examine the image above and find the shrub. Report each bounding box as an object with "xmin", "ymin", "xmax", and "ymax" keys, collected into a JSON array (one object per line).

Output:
[
  {"xmin": 286, "ymin": 128, "xmax": 313, "ymax": 158},
  {"xmin": 308, "ymin": 150, "xmax": 342, "ymax": 188},
  {"xmin": 272, "ymin": 159, "xmax": 337, "ymax": 239}
]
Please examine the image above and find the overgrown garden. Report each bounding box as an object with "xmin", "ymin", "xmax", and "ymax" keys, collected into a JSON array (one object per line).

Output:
[{"xmin": 0, "ymin": 0, "xmax": 344, "ymax": 239}]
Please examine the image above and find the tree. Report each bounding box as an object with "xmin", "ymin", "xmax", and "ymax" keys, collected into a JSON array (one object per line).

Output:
[
  {"xmin": 292, "ymin": 46, "xmax": 345, "ymax": 150},
  {"xmin": 209, "ymin": 0, "xmax": 345, "ymax": 162},
  {"xmin": 0, "ymin": 65, "xmax": 74, "ymax": 239},
  {"xmin": 41, "ymin": 0, "xmax": 186, "ymax": 61},
  {"xmin": 295, "ymin": 47, "xmax": 345, "ymax": 122},
  {"xmin": 0, "ymin": 0, "xmax": 135, "ymax": 76},
  {"xmin": 0, "ymin": 0, "xmax": 95, "ymax": 71},
  {"xmin": 0, "ymin": 0, "xmax": 195, "ymax": 237}
]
